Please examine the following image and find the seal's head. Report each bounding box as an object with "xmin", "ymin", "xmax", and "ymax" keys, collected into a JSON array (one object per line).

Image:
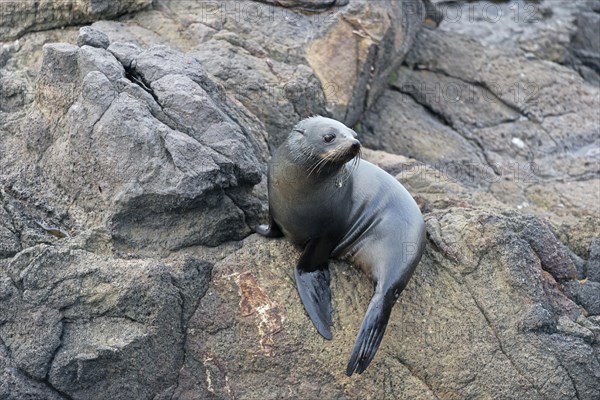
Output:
[{"xmin": 286, "ymin": 116, "xmax": 361, "ymax": 170}]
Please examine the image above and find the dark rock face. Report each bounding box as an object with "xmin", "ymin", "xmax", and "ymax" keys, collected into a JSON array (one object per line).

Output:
[
  {"xmin": 1, "ymin": 0, "xmax": 599, "ymax": 399},
  {"xmin": 4, "ymin": 38, "xmax": 268, "ymax": 255},
  {"xmin": 0, "ymin": 0, "xmax": 153, "ymax": 41},
  {"xmin": 571, "ymin": 7, "xmax": 600, "ymax": 84},
  {"xmin": 172, "ymin": 210, "xmax": 600, "ymax": 400},
  {"xmin": 91, "ymin": 0, "xmax": 429, "ymax": 147},
  {"xmin": 77, "ymin": 26, "xmax": 110, "ymax": 49},
  {"xmin": 363, "ymin": 10, "xmax": 599, "ymax": 223},
  {"xmin": 1, "ymin": 236, "xmax": 213, "ymax": 399}
]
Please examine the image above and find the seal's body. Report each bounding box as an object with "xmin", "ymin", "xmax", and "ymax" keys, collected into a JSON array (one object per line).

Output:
[{"xmin": 256, "ymin": 116, "xmax": 425, "ymax": 376}]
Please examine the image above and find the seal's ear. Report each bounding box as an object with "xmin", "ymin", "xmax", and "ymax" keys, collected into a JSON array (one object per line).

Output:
[{"xmin": 293, "ymin": 129, "xmax": 306, "ymax": 135}]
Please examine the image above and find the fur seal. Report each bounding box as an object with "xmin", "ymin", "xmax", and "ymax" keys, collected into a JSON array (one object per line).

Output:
[{"xmin": 256, "ymin": 116, "xmax": 426, "ymax": 376}]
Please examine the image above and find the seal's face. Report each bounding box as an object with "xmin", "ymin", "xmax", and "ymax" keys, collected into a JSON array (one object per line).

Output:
[{"xmin": 287, "ymin": 116, "xmax": 361, "ymax": 168}]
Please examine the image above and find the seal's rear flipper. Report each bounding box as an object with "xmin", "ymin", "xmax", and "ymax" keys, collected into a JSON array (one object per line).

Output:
[
  {"xmin": 255, "ymin": 215, "xmax": 283, "ymax": 238},
  {"xmin": 295, "ymin": 264, "xmax": 332, "ymax": 340},
  {"xmin": 346, "ymin": 294, "xmax": 392, "ymax": 376}
]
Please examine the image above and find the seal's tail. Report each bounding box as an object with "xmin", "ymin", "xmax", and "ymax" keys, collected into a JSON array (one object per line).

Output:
[
  {"xmin": 346, "ymin": 293, "xmax": 393, "ymax": 376},
  {"xmin": 294, "ymin": 264, "xmax": 333, "ymax": 340}
]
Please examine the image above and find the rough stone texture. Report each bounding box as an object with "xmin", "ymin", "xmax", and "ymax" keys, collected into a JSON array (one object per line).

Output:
[
  {"xmin": 254, "ymin": 0, "xmax": 349, "ymax": 9},
  {"xmin": 1, "ymin": 0, "xmax": 599, "ymax": 399},
  {"xmin": 0, "ymin": 197, "xmax": 21, "ymax": 258},
  {"xmin": 587, "ymin": 237, "xmax": 600, "ymax": 282},
  {"xmin": 362, "ymin": 11, "xmax": 599, "ymax": 226},
  {"xmin": 77, "ymin": 26, "xmax": 110, "ymax": 49},
  {"xmin": 88, "ymin": 0, "xmax": 429, "ymax": 147},
  {"xmin": 0, "ymin": 0, "xmax": 153, "ymax": 41},
  {"xmin": 173, "ymin": 210, "xmax": 600, "ymax": 400},
  {"xmin": 1, "ymin": 233, "xmax": 213, "ymax": 400},
  {"xmin": 563, "ymin": 281, "xmax": 600, "ymax": 316},
  {"xmin": 2, "ymin": 38, "xmax": 269, "ymax": 255},
  {"xmin": 1, "ymin": 341, "xmax": 64, "ymax": 400},
  {"xmin": 435, "ymin": 0, "xmax": 599, "ymax": 84}
]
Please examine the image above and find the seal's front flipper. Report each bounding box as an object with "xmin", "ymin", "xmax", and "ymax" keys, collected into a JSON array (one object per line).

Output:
[
  {"xmin": 346, "ymin": 293, "xmax": 393, "ymax": 376},
  {"xmin": 295, "ymin": 238, "xmax": 333, "ymax": 340},
  {"xmin": 295, "ymin": 264, "xmax": 332, "ymax": 340},
  {"xmin": 255, "ymin": 215, "xmax": 283, "ymax": 238}
]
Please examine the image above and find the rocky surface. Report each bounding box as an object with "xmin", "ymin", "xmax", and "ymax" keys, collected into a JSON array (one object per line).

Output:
[
  {"xmin": 88, "ymin": 0, "xmax": 429, "ymax": 147},
  {"xmin": 1, "ymin": 0, "xmax": 599, "ymax": 399},
  {"xmin": 362, "ymin": 0, "xmax": 600, "ymax": 227},
  {"xmin": 0, "ymin": 0, "xmax": 153, "ymax": 41}
]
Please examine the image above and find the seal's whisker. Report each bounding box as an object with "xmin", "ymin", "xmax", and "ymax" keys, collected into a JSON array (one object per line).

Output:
[{"xmin": 307, "ymin": 156, "xmax": 327, "ymax": 177}]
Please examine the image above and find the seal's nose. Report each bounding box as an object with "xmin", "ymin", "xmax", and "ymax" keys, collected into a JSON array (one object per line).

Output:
[{"xmin": 351, "ymin": 140, "xmax": 361, "ymax": 151}]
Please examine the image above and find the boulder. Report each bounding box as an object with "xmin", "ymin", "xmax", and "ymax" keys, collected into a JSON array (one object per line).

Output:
[
  {"xmin": 1, "ymin": 235, "xmax": 213, "ymax": 399},
  {"xmin": 3, "ymin": 39, "xmax": 269, "ymax": 254},
  {"xmin": 90, "ymin": 0, "xmax": 430, "ymax": 146},
  {"xmin": 0, "ymin": 0, "xmax": 598, "ymax": 398},
  {"xmin": 362, "ymin": 21, "xmax": 600, "ymax": 225},
  {"xmin": 77, "ymin": 26, "xmax": 111, "ymax": 49},
  {"xmin": 171, "ymin": 207, "xmax": 600, "ymax": 399},
  {"xmin": 0, "ymin": 0, "xmax": 152, "ymax": 41}
]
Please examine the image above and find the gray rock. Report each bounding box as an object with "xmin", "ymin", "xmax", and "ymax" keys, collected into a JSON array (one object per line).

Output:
[
  {"xmin": 570, "ymin": 8, "xmax": 600, "ymax": 85},
  {"xmin": 6, "ymin": 40, "xmax": 269, "ymax": 254},
  {"xmin": 107, "ymin": 42, "xmax": 142, "ymax": 68},
  {"xmin": 578, "ymin": 315, "xmax": 600, "ymax": 343},
  {"xmin": 0, "ymin": 0, "xmax": 153, "ymax": 41},
  {"xmin": 254, "ymin": 0, "xmax": 349, "ymax": 8},
  {"xmin": 192, "ymin": 36, "xmax": 329, "ymax": 149},
  {"xmin": 563, "ymin": 280, "xmax": 600, "ymax": 316},
  {"xmin": 0, "ymin": 279, "xmax": 62, "ymax": 380},
  {"xmin": 77, "ymin": 26, "xmax": 111, "ymax": 49},
  {"xmin": 1, "ymin": 0, "xmax": 599, "ymax": 398},
  {"xmin": 556, "ymin": 315, "xmax": 595, "ymax": 342},
  {"xmin": 1, "ymin": 339, "xmax": 64, "ymax": 400},
  {"xmin": 0, "ymin": 200, "xmax": 21, "ymax": 258},
  {"xmin": 523, "ymin": 219, "xmax": 577, "ymax": 282},
  {"xmin": 586, "ymin": 237, "xmax": 600, "ymax": 282},
  {"xmin": 172, "ymin": 210, "xmax": 600, "ymax": 399},
  {"xmin": 1, "ymin": 239, "xmax": 213, "ymax": 399},
  {"xmin": 94, "ymin": 0, "xmax": 430, "ymax": 146},
  {"xmin": 361, "ymin": 88, "xmax": 496, "ymax": 186},
  {"xmin": 386, "ymin": 24, "xmax": 599, "ymax": 224}
]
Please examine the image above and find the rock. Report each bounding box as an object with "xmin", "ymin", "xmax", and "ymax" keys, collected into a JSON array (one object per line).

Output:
[
  {"xmin": 0, "ymin": 198, "xmax": 21, "ymax": 258},
  {"xmin": 586, "ymin": 237, "xmax": 600, "ymax": 282},
  {"xmin": 107, "ymin": 42, "xmax": 142, "ymax": 68},
  {"xmin": 170, "ymin": 210, "xmax": 600, "ymax": 399},
  {"xmin": 578, "ymin": 315, "xmax": 600, "ymax": 343},
  {"xmin": 1, "ymin": 239, "xmax": 213, "ymax": 399},
  {"xmin": 77, "ymin": 26, "xmax": 110, "ymax": 49},
  {"xmin": 93, "ymin": 0, "xmax": 430, "ymax": 146},
  {"xmin": 563, "ymin": 280, "xmax": 600, "ymax": 316},
  {"xmin": 1, "ymin": 340, "xmax": 64, "ymax": 400},
  {"xmin": 192, "ymin": 35, "xmax": 329, "ymax": 150},
  {"xmin": 361, "ymin": 87, "xmax": 499, "ymax": 186},
  {"xmin": 435, "ymin": 1, "xmax": 581, "ymax": 67},
  {"xmin": 522, "ymin": 219, "xmax": 577, "ymax": 282},
  {"xmin": 2, "ymin": 40, "xmax": 269, "ymax": 255},
  {"xmin": 368, "ymin": 19, "xmax": 600, "ymax": 225},
  {"xmin": 0, "ymin": 0, "xmax": 153, "ymax": 41},
  {"xmin": 556, "ymin": 315, "xmax": 594, "ymax": 342},
  {"xmin": 254, "ymin": 0, "xmax": 349, "ymax": 8},
  {"xmin": 570, "ymin": 7, "xmax": 600, "ymax": 85},
  {"xmin": 0, "ymin": 40, "xmax": 20, "ymax": 68},
  {"xmin": 1, "ymin": 0, "xmax": 599, "ymax": 398}
]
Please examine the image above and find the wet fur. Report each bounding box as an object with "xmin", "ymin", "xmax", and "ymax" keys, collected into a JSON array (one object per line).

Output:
[{"xmin": 256, "ymin": 116, "xmax": 426, "ymax": 376}]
